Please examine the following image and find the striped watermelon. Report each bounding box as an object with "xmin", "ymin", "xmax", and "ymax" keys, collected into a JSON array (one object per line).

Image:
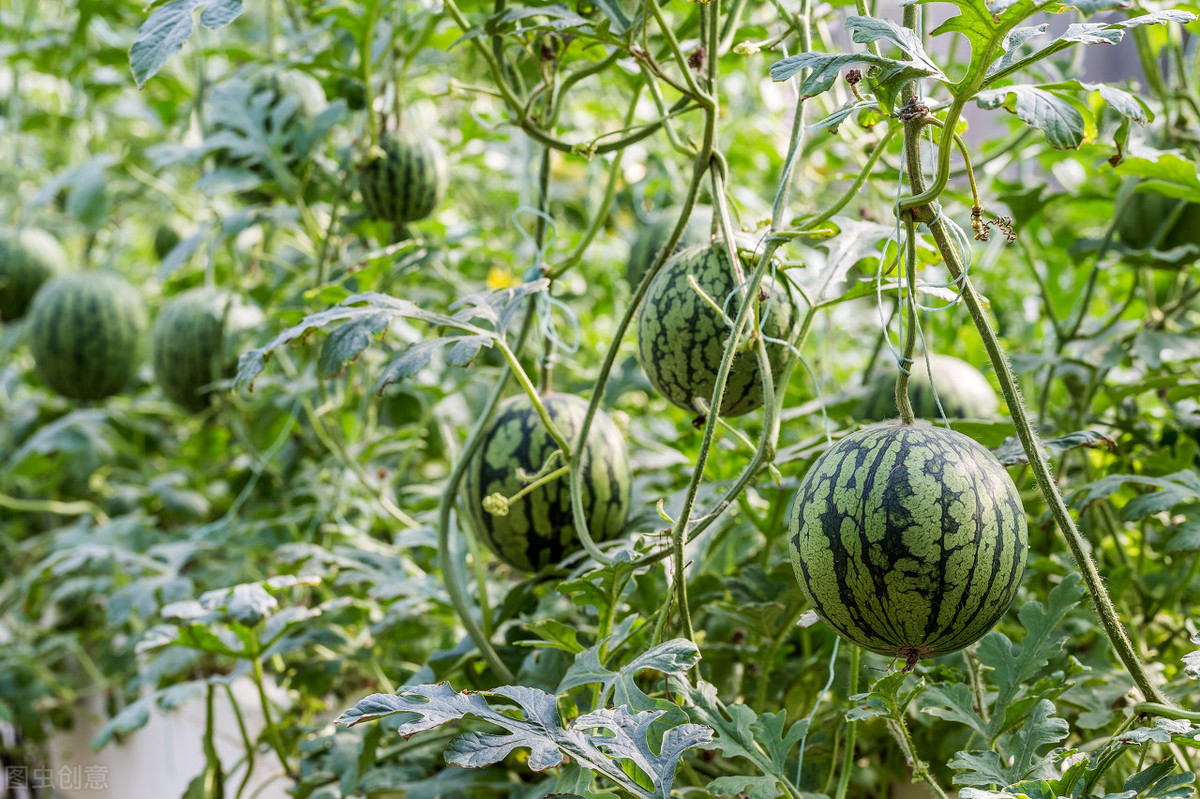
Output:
[
  {"xmin": 625, "ymin": 206, "xmax": 712, "ymax": 287},
  {"xmin": 150, "ymin": 289, "xmax": 233, "ymax": 411},
  {"xmin": 0, "ymin": 228, "xmax": 67, "ymax": 322},
  {"xmin": 464, "ymin": 394, "xmax": 631, "ymax": 572},
  {"xmin": 859, "ymin": 354, "xmax": 999, "ymax": 421},
  {"xmin": 636, "ymin": 243, "xmax": 800, "ymax": 417},
  {"xmin": 153, "ymin": 224, "xmax": 183, "ymax": 261},
  {"xmin": 27, "ymin": 272, "xmax": 148, "ymax": 400},
  {"xmin": 359, "ymin": 130, "xmax": 447, "ymax": 226},
  {"xmin": 788, "ymin": 423, "xmax": 1028, "ymax": 665}
]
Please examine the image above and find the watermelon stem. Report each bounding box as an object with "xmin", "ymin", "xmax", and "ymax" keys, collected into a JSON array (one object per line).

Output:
[
  {"xmin": 896, "ymin": 25, "xmax": 1173, "ymax": 707},
  {"xmin": 893, "ymin": 217, "xmax": 919, "ymax": 425},
  {"xmin": 833, "ymin": 644, "xmax": 861, "ymax": 799},
  {"xmin": 496, "ymin": 340, "xmax": 573, "ymax": 462}
]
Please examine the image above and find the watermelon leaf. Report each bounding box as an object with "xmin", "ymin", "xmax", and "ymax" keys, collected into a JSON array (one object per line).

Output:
[
  {"xmin": 705, "ymin": 775, "xmax": 786, "ymax": 799},
  {"xmin": 975, "ymin": 86, "xmax": 1089, "ymax": 150},
  {"xmin": 992, "ymin": 429, "xmax": 1116, "ymax": 466},
  {"xmin": 317, "ymin": 309, "xmax": 392, "ymax": 379},
  {"xmin": 975, "ymin": 573, "xmax": 1085, "ymax": 741},
  {"xmin": 673, "ymin": 678, "xmax": 806, "ymax": 797},
  {"xmin": 130, "ymin": 0, "xmax": 245, "ymax": 89},
  {"xmin": 1068, "ymin": 471, "xmax": 1200, "ymax": 521},
  {"xmin": 769, "ymin": 50, "xmax": 942, "ymax": 111},
  {"xmin": 558, "ymin": 638, "xmax": 701, "ymax": 711},
  {"xmin": 921, "ymin": 682, "xmax": 989, "ymax": 738},
  {"xmin": 235, "ymin": 292, "xmax": 490, "ymax": 392},
  {"xmin": 949, "ymin": 699, "xmax": 1069, "ymax": 787},
  {"xmin": 337, "ymin": 682, "xmax": 711, "ymax": 799}
]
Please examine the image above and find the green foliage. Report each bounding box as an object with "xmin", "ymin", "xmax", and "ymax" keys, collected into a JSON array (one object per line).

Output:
[{"xmin": 4, "ymin": 0, "xmax": 1200, "ymax": 796}]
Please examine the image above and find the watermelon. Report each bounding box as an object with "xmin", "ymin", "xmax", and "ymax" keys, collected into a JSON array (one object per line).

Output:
[
  {"xmin": 150, "ymin": 289, "xmax": 239, "ymax": 411},
  {"xmin": 28, "ymin": 272, "xmax": 148, "ymax": 400},
  {"xmin": 1118, "ymin": 191, "xmax": 1200, "ymax": 256},
  {"xmin": 636, "ymin": 243, "xmax": 800, "ymax": 417},
  {"xmin": 625, "ymin": 206, "xmax": 713, "ymax": 287},
  {"xmin": 0, "ymin": 228, "xmax": 67, "ymax": 322},
  {"xmin": 464, "ymin": 393, "xmax": 631, "ymax": 572},
  {"xmin": 153, "ymin": 223, "xmax": 183, "ymax": 261},
  {"xmin": 788, "ymin": 423, "xmax": 1028, "ymax": 664},
  {"xmin": 859, "ymin": 354, "xmax": 998, "ymax": 421},
  {"xmin": 359, "ymin": 130, "xmax": 447, "ymax": 226}
]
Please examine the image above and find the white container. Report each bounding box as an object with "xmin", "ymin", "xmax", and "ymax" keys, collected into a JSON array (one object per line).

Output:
[{"xmin": 45, "ymin": 678, "xmax": 291, "ymax": 799}]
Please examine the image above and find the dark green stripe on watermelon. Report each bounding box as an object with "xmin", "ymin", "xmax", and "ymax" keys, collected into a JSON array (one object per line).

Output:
[
  {"xmin": 788, "ymin": 423, "xmax": 1027, "ymax": 660},
  {"xmin": 28, "ymin": 271, "xmax": 148, "ymax": 401},
  {"xmin": 859, "ymin": 354, "xmax": 999, "ymax": 421},
  {"xmin": 464, "ymin": 394, "xmax": 632, "ymax": 572},
  {"xmin": 150, "ymin": 289, "xmax": 230, "ymax": 411},
  {"xmin": 636, "ymin": 243, "xmax": 800, "ymax": 417},
  {"xmin": 359, "ymin": 130, "xmax": 448, "ymax": 226},
  {"xmin": 0, "ymin": 228, "xmax": 67, "ymax": 322}
]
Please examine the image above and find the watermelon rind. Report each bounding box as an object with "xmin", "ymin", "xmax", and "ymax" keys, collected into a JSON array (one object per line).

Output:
[
  {"xmin": 28, "ymin": 271, "xmax": 148, "ymax": 400},
  {"xmin": 636, "ymin": 243, "xmax": 800, "ymax": 417},
  {"xmin": 0, "ymin": 228, "xmax": 67, "ymax": 322},
  {"xmin": 859, "ymin": 353, "xmax": 999, "ymax": 421},
  {"xmin": 788, "ymin": 423, "xmax": 1028, "ymax": 661},
  {"xmin": 359, "ymin": 129, "xmax": 448, "ymax": 226},
  {"xmin": 464, "ymin": 393, "xmax": 632, "ymax": 573}
]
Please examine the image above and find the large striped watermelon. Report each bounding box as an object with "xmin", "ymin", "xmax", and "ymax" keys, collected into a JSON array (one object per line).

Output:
[
  {"xmin": 0, "ymin": 228, "xmax": 67, "ymax": 322},
  {"xmin": 788, "ymin": 423, "xmax": 1027, "ymax": 665},
  {"xmin": 359, "ymin": 130, "xmax": 447, "ymax": 226},
  {"xmin": 28, "ymin": 272, "xmax": 148, "ymax": 400},
  {"xmin": 625, "ymin": 206, "xmax": 712, "ymax": 287},
  {"xmin": 636, "ymin": 243, "xmax": 800, "ymax": 417},
  {"xmin": 149, "ymin": 289, "xmax": 235, "ymax": 411},
  {"xmin": 859, "ymin": 354, "xmax": 999, "ymax": 421},
  {"xmin": 464, "ymin": 394, "xmax": 631, "ymax": 572}
]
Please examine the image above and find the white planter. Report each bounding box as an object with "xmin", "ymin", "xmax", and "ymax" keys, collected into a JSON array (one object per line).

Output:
[{"xmin": 46, "ymin": 678, "xmax": 291, "ymax": 799}]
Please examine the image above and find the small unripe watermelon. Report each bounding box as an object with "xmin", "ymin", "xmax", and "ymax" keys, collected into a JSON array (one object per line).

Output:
[
  {"xmin": 358, "ymin": 130, "xmax": 447, "ymax": 226},
  {"xmin": 1118, "ymin": 191, "xmax": 1200, "ymax": 255},
  {"xmin": 625, "ymin": 206, "xmax": 712, "ymax": 287},
  {"xmin": 859, "ymin": 354, "xmax": 999, "ymax": 421},
  {"xmin": 636, "ymin": 243, "xmax": 800, "ymax": 417},
  {"xmin": 28, "ymin": 272, "xmax": 148, "ymax": 400},
  {"xmin": 150, "ymin": 289, "xmax": 239, "ymax": 411},
  {"xmin": 153, "ymin": 224, "xmax": 184, "ymax": 261},
  {"xmin": 464, "ymin": 394, "xmax": 632, "ymax": 572},
  {"xmin": 0, "ymin": 228, "xmax": 67, "ymax": 322},
  {"xmin": 788, "ymin": 423, "xmax": 1028, "ymax": 664}
]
